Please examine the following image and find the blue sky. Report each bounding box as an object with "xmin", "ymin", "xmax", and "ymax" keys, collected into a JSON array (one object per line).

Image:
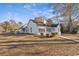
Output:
[{"xmin": 0, "ymin": 3, "xmax": 54, "ymax": 24}]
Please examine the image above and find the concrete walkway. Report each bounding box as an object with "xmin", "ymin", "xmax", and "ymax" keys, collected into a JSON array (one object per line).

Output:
[
  {"xmin": 59, "ymin": 36, "xmax": 79, "ymax": 43},
  {"xmin": 59, "ymin": 36, "xmax": 71, "ymax": 39}
]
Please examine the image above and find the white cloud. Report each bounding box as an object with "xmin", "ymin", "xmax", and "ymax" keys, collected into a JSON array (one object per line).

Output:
[
  {"xmin": 4, "ymin": 12, "xmax": 25, "ymax": 23},
  {"xmin": 24, "ymin": 5, "xmax": 32, "ymax": 10},
  {"xmin": 38, "ymin": 10, "xmax": 42, "ymax": 13},
  {"xmin": 23, "ymin": 4, "xmax": 54, "ymax": 19},
  {"xmin": 24, "ymin": 4, "xmax": 37, "ymax": 11},
  {"xmin": 6, "ymin": 12, "xmax": 12, "ymax": 20},
  {"xmin": 47, "ymin": 9, "xmax": 53, "ymax": 13},
  {"xmin": 29, "ymin": 8, "xmax": 54, "ymax": 19},
  {"xmin": 39, "ymin": 9, "xmax": 53, "ymax": 18},
  {"xmin": 32, "ymin": 3, "xmax": 36, "ymax": 7}
]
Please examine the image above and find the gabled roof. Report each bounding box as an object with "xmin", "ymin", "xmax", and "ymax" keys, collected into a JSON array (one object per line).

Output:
[
  {"xmin": 27, "ymin": 16, "xmax": 59, "ymax": 27},
  {"xmin": 32, "ymin": 20, "xmax": 59, "ymax": 27},
  {"xmin": 32, "ymin": 20, "xmax": 46, "ymax": 26},
  {"xmin": 48, "ymin": 24, "xmax": 59, "ymax": 27}
]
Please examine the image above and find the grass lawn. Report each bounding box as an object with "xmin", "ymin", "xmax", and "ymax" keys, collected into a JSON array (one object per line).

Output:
[
  {"xmin": 0, "ymin": 43, "xmax": 79, "ymax": 56},
  {"xmin": 0, "ymin": 34, "xmax": 79, "ymax": 56},
  {"xmin": 0, "ymin": 34, "xmax": 62, "ymax": 41},
  {"xmin": 62, "ymin": 34, "xmax": 79, "ymax": 39}
]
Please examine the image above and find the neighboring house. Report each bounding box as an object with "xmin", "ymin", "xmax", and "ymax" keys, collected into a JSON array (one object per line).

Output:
[{"xmin": 17, "ymin": 17, "xmax": 61, "ymax": 35}]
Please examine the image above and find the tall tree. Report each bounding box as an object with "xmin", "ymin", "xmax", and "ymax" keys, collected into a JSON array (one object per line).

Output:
[
  {"xmin": 1, "ymin": 21, "xmax": 10, "ymax": 32},
  {"xmin": 9, "ymin": 20, "xmax": 20, "ymax": 32},
  {"xmin": 50, "ymin": 3, "xmax": 79, "ymax": 33},
  {"xmin": 0, "ymin": 20, "xmax": 21, "ymax": 32}
]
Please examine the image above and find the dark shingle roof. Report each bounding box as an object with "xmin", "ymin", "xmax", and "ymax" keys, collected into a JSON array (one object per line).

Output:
[
  {"xmin": 32, "ymin": 20, "xmax": 59, "ymax": 27},
  {"xmin": 50, "ymin": 24, "xmax": 59, "ymax": 27},
  {"xmin": 32, "ymin": 20, "xmax": 46, "ymax": 26}
]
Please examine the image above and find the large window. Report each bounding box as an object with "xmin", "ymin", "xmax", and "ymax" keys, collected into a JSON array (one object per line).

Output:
[
  {"xmin": 30, "ymin": 27, "xmax": 32, "ymax": 32},
  {"xmin": 39, "ymin": 28, "xmax": 45, "ymax": 33},
  {"xmin": 22, "ymin": 28, "xmax": 25, "ymax": 32},
  {"xmin": 52, "ymin": 28, "xmax": 56, "ymax": 31}
]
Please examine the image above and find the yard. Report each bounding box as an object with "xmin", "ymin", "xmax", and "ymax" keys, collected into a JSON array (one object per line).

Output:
[
  {"xmin": 0, "ymin": 34, "xmax": 79, "ymax": 56},
  {"xmin": 1, "ymin": 43, "xmax": 79, "ymax": 56},
  {"xmin": 62, "ymin": 33, "xmax": 79, "ymax": 39},
  {"xmin": 0, "ymin": 34, "xmax": 63, "ymax": 41}
]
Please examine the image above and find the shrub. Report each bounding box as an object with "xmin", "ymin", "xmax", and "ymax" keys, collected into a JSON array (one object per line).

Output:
[
  {"xmin": 60, "ymin": 24, "xmax": 68, "ymax": 33},
  {"xmin": 40, "ymin": 33, "xmax": 44, "ymax": 36},
  {"xmin": 72, "ymin": 27, "xmax": 78, "ymax": 34},
  {"xmin": 60, "ymin": 24, "xmax": 64, "ymax": 33},
  {"xmin": 51, "ymin": 33, "xmax": 57, "ymax": 37},
  {"xmin": 46, "ymin": 34, "xmax": 50, "ymax": 37}
]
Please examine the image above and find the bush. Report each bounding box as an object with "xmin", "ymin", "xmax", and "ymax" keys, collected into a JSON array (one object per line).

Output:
[
  {"xmin": 51, "ymin": 33, "xmax": 57, "ymax": 37},
  {"xmin": 60, "ymin": 24, "xmax": 64, "ymax": 33},
  {"xmin": 72, "ymin": 27, "xmax": 78, "ymax": 34},
  {"xmin": 60, "ymin": 24, "xmax": 68, "ymax": 33},
  {"xmin": 40, "ymin": 33, "xmax": 44, "ymax": 36},
  {"xmin": 46, "ymin": 34, "xmax": 50, "ymax": 37}
]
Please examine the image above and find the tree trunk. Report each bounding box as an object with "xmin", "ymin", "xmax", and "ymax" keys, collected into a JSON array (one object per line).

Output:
[
  {"xmin": 67, "ymin": 16, "xmax": 72, "ymax": 33},
  {"xmin": 67, "ymin": 4, "xmax": 73, "ymax": 33}
]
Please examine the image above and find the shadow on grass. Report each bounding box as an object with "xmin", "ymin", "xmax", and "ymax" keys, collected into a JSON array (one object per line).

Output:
[
  {"xmin": 0, "ymin": 32, "xmax": 34, "ymax": 37},
  {"xmin": 0, "ymin": 38, "xmax": 74, "ymax": 43}
]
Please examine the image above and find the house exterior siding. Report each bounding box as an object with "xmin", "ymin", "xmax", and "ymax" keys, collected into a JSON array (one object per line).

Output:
[
  {"xmin": 17, "ymin": 20, "xmax": 61, "ymax": 35},
  {"xmin": 27, "ymin": 20, "xmax": 38, "ymax": 34},
  {"xmin": 37, "ymin": 26, "xmax": 47, "ymax": 35},
  {"xmin": 46, "ymin": 25, "xmax": 61, "ymax": 35}
]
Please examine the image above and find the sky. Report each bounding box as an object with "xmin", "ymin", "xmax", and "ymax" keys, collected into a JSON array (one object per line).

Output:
[{"xmin": 0, "ymin": 3, "xmax": 54, "ymax": 24}]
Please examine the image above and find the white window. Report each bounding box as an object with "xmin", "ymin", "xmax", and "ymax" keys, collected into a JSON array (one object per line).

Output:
[
  {"xmin": 47, "ymin": 28, "xmax": 51, "ymax": 32},
  {"xmin": 30, "ymin": 27, "xmax": 32, "ymax": 32},
  {"xmin": 39, "ymin": 28, "xmax": 45, "ymax": 33},
  {"xmin": 52, "ymin": 28, "xmax": 55, "ymax": 31}
]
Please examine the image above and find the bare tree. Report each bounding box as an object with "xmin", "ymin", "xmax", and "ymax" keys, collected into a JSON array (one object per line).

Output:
[
  {"xmin": 9, "ymin": 20, "xmax": 20, "ymax": 32},
  {"xmin": 50, "ymin": 3, "xmax": 79, "ymax": 33},
  {"xmin": 0, "ymin": 21, "xmax": 10, "ymax": 32},
  {"xmin": 0, "ymin": 20, "xmax": 21, "ymax": 32}
]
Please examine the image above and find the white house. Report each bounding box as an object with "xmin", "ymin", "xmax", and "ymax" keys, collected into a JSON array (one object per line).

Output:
[{"xmin": 17, "ymin": 17, "xmax": 61, "ymax": 36}]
